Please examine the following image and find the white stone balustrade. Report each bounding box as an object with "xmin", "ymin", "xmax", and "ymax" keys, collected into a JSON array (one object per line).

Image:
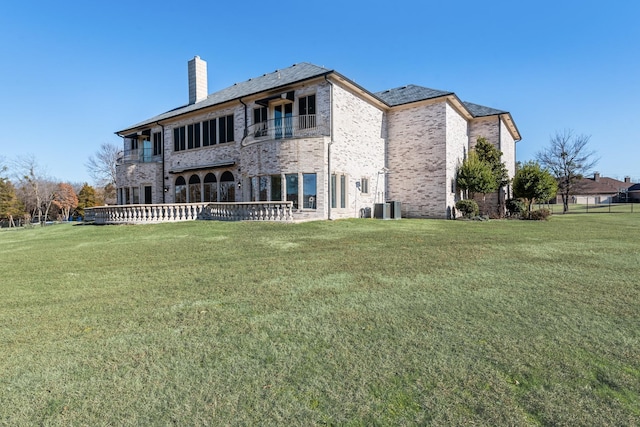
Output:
[
  {"xmin": 205, "ymin": 202, "xmax": 294, "ymax": 221},
  {"xmin": 85, "ymin": 202, "xmax": 294, "ymax": 224}
]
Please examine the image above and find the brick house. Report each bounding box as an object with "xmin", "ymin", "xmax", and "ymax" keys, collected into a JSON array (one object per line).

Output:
[
  {"xmin": 115, "ymin": 57, "xmax": 520, "ymax": 220},
  {"xmin": 553, "ymin": 173, "xmax": 635, "ymax": 204}
]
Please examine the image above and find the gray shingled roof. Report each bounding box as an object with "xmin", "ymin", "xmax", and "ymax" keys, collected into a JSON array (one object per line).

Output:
[
  {"xmin": 374, "ymin": 85, "xmax": 453, "ymax": 106},
  {"xmin": 119, "ymin": 63, "xmax": 512, "ymax": 134},
  {"xmin": 119, "ymin": 62, "xmax": 332, "ymax": 132},
  {"xmin": 462, "ymin": 101, "xmax": 507, "ymax": 117},
  {"xmin": 374, "ymin": 86, "xmax": 508, "ymax": 119}
]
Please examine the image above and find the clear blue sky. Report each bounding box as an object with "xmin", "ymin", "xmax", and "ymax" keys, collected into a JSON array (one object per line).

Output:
[{"xmin": 1, "ymin": 0, "xmax": 638, "ymax": 184}]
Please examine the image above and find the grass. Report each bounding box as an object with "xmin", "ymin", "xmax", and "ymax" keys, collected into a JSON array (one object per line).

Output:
[{"xmin": 1, "ymin": 215, "xmax": 639, "ymax": 425}]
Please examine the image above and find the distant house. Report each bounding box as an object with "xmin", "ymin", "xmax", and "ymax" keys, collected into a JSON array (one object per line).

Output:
[
  {"xmin": 114, "ymin": 56, "xmax": 521, "ymax": 220},
  {"xmin": 554, "ymin": 173, "xmax": 633, "ymax": 204},
  {"xmin": 627, "ymin": 182, "xmax": 640, "ymax": 202}
]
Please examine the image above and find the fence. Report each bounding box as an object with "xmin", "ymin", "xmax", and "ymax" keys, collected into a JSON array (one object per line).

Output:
[{"xmin": 545, "ymin": 201, "xmax": 637, "ymax": 214}]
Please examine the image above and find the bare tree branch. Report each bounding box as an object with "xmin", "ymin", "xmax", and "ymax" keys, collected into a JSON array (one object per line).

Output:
[
  {"xmin": 11, "ymin": 154, "xmax": 57, "ymax": 223},
  {"xmin": 536, "ymin": 129, "xmax": 599, "ymax": 213},
  {"xmin": 86, "ymin": 142, "xmax": 120, "ymax": 187}
]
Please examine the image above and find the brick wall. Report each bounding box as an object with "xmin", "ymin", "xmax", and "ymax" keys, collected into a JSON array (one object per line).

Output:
[
  {"xmin": 445, "ymin": 102, "xmax": 469, "ymax": 219},
  {"xmin": 467, "ymin": 116, "xmax": 517, "ymax": 216},
  {"xmin": 330, "ymin": 82, "xmax": 386, "ymax": 219},
  {"xmin": 386, "ymin": 100, "xmax": 450, "ymax": 218}
]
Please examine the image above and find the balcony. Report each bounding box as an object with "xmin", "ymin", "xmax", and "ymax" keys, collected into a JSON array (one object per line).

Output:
[
  {"xmin": 117, "ymin": 147, "xmax": 159, "ymax": 165},
  {"xmin": 244, "ymin": 114, "xmax": 329, "ymax": 144}
]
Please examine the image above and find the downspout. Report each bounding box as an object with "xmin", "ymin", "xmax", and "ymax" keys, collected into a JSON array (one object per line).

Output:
[
  {"xmin": 239, "ymin": 98, "xmax": 248, "ymax": 144},
  {"xmin": 115, "ymin": 133, "xmax": 125, "ymax": 205},
  {"xmin": 325, "ymin": 75, "xmax": 334, "ymax": 220},
  {"xmin": 498, "ymin": 115, "xmax": 508, "ymax": 210},
  {"xmin": 239, "ymin": 98, "xmax": 247, "ymax": 201},
  {"xmin": 156, "ymin": 121, "xmax": 166, "ymax": 203}
]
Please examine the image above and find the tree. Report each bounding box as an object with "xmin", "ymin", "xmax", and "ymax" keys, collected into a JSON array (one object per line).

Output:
[
  {"xmin": 537, "ymin": 130, "xmax": 598, "ymax": 213},
  {"xmin": 86, "ymin": 142, "xmax": 120, "ymax": 187},
  {"xmin": 0, "ymin": 178, "xmax": 24, "ymax": 226},
  {"xmin": 475, "ymin": 137, "xmax": 510, "ymax": 189},
  {"xmin": 76, "ymin": 183, "xmax": 97, "ymax": 218},
  {"xmin": 53, "ymin": 183, "xmax": 78, "ymax": 221},
  {"xmin": 13, "ymin": 155, "xmax": 57, "ymax": 224},
  {"xmin": 475, "ymin": 137, "xmax": 510, "ymax": 216},
  {"xmin": 95, "ymin": 183, "xmax": 116, "ymax": 206},
  {"xmin": 456, "ymin": 151, "xmax": 497, "ymax": 212},
  {"xmin": 512, "ymin": 161, "xmax": 558, "ymax": 215}
]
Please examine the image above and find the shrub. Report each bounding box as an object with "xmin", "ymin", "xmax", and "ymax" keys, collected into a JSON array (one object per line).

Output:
[
  {"xmin": 455, "ymin": 199, "xmax": 479, "ymax": 219},
  {"xmin": 529, "ymin": 208, "xmax": 552, "ymax": 221},
  {"xmin": 506, "ymin": 198, "xmax": 525, "ymax": 218}
]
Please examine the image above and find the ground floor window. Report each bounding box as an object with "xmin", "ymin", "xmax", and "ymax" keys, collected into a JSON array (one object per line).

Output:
[
  {"xmin": 249, "ymin": 178, "xmax": 257, "ymax": 202},
  {"xmin": 220, "ymin": 171, "xmax": 235, "ymax": 202},
  {"xmin": 286, "ymin": 174, "xmax": 298, "ymax": 209},
  {"xmin": 132, "ymin": 187, "xmax": 140, "ymax": 204},
  {"xmin": 331, "ymin": 173, "xmax": 348, "ymax": 209},
  {"xmin": 203, "ymin": 173, "xmax": 217, "ymax": 202},
  {"xmin": 144, "ymin": 186, "xmax": 152, "ymax": 204},
  {"xmin": 331, "ymin": 175, "xmax": 337, "ymax": 208},
  {"xmin": 259, "ymin": 176, "xmax": 269, "ymax": 201},
  {"xmin": 271, "ymin": 175, "xmax": 282, "ymax": 201},
  {"xmin": 303, "ymin": 173, "xmax": 316, "ymax": 209},
  {"xmin": 360, "ymin": 177, "xmax": 369, "ymax": 194},
  {"xmin": 175, "ymin": 176, "xmax": 186, "ymax": 203},
  {"xmin": 246, "ymin": 173, "xmax": 316, "ymax": 209},
  {"xmin": 189, "ymin": 174, "xmax": 201, "ymax": 202},
  {"xmin": 173, "ymin": 171, "xmax": 236, "ymax": 203}
]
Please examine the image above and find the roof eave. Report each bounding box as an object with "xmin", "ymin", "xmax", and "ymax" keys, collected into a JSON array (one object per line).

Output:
[
  {"xmin": 327, "ymin": 72, "xmax": 389, "ymax": 109},
  {"xmin": 499, "ymin": 112, "xmax": 522, "ymax": 142},
  {"xmin": 116, "ymin": 69, "xmax": 336, "ymax": 136}
]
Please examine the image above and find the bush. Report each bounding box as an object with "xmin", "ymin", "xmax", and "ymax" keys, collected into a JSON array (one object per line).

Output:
[
  {"xmin": 506, "ymin": 198, "xmax": 525, "ymax": 218},
  {"xmin": 529, "ymin": 208, "xmax": 552, "ymax": 221},
  {"xmin": 455, "ymin": 199, "xmax": 479, "ymax": 219}
]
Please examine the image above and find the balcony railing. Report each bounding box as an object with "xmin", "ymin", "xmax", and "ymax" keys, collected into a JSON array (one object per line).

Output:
[
  {"xmin": 245, "ymin": 114, "xmax": 329, "ymax": 143},
  {"xmin": 118, "ymin": 147, "xmax": 158, "ymax": 165},
  {"xmin": 85, "ymin": 202, "xmax": 294, "ymax": 224}
]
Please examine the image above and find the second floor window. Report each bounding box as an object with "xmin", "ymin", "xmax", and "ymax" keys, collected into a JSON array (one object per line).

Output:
[
  {"xmin": 174, "ymin": 127, "xmax": 186, "ymax": 152},
  {"xmin": 203, "ymin": 119, "xmax": 216, "ymax": 146},
  {"xmin": 173, "ymin": 114, "xmax": 234, "ymax": 152},
  {"xmin": 153, "ymin": 132, "xmax": 162, "ymax": 156},
  {"xmin": 253, "ymin": 107, "xmax": 268, "ymax": 137},
  {"xmin": 219, "ymin": 114, "xmax": 234, "ymax": 144},
  {"xmin": 299, "ymin": 95, "xmax": 316, "ymax": 129},
  {"xmin": 188, "ymin": 123, "xmax": 201, "ymax": 149},
  {"xmin": 253, "ymin": 107, "xmax": 267, "ymax": 125}
]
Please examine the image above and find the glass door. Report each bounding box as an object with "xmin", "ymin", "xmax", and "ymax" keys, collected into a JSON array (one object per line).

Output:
[
  {"xmin": 274, "ymin": 103, "xmax": 293, "ymax": 139},
  {"xmin": 142, "ymin": 140, "xmax": 152, "ymax": 162}
]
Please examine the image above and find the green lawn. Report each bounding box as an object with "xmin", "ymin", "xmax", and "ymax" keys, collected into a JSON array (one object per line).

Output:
[{"xmin": 1, "ymin": 215, "xmax": 639, "ymax": 425}]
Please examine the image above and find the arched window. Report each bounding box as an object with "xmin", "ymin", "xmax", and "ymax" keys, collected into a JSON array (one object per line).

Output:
[
  {"xmin": 220, "ymin": 171, "xmax": 235, "ymax": 202},
  {"xmin": 175, "ymin": 176, "xmax": 187, "ymax": 203},
  {"xmin": 188, "ymin": 174, "xmax": 201, "ymax": 203},
  {"xmin": 204, "ymin": 173, "xmax": 217, "ymax": 202}
]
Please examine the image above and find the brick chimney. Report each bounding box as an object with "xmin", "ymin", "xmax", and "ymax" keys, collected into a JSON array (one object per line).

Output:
[
  {"xmin": 625, "ymin": 176, "xmax": 631, "ymax": 183},
  {"xmin": 188, "ymin": 56, "xmax": 208, "ymax": 105},
  {"xmin": 594, "ymin": 172, "xmax": 600, "ymax": 182}
]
